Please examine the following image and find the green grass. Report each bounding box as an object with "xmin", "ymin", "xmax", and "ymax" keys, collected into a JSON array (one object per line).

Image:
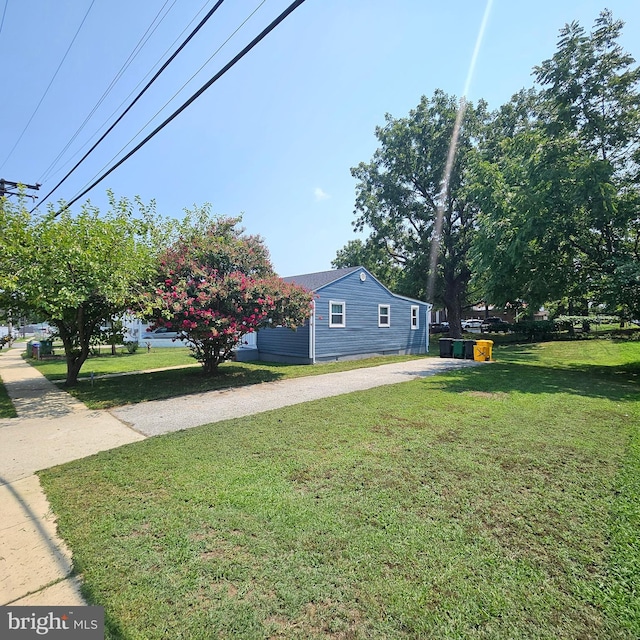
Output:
[
  {"xmin": 26, "ymin": 346, "xmax": 198, "ymax": 380},
  {"xmin": 0, "ymin": 378, "xmax": 17, "ymax": 418},
  {"xmin": 38, "ymin": 340, "xmax": 640, "ymax": 639},
  {"xmin": 0, "ymin": 350, "xmax": 18, "ymax": 418},
  {"xmin": 29, "ymin": 350, "xmax": 428, "ymax": 409}
]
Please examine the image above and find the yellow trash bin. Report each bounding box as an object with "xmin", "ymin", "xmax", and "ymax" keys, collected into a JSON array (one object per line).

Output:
[{"xmin": 473, "ymin": 339, "xmax": 493, "ymax": 362}]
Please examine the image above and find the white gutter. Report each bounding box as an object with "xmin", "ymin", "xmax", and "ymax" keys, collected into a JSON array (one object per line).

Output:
[{"xmin": 309, "ymin": 300, "xmax": 316, "ymax": 363}]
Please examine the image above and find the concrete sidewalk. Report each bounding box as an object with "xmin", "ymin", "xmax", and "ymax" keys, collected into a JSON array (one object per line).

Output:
[
  {"xmin": 0, "ymin": 344, "xmax": 144, "ymax": 606},
  {"xmin": 0, "ymin": 343, "xmax": 482, "ymax": 606}
]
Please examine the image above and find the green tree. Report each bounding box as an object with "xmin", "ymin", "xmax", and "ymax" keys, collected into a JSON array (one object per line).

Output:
[
  {"xmin": 470, "ymin": 99, "xmax": 581, "ymax": 309},
  {"xmin": 146, "ymin": 212, "xmax": 313, "ymax": 374},
  {"xmin": 472, "ymin": 11, "xmax": 640, "ymax": 318},
  {"xmin": 94, "ymin": 319, "xmax": 126, "ymax": 356},
  {"xmin": 347, "ymin": 90, "xmax": 488, "ymax": 337},
  {"xmin": 0, "ymin": 193, "xmax": 158, "ymax": 386},
  {"xmin": 331, "ymin": 238, "xmax": 402, "ymax": 291}
]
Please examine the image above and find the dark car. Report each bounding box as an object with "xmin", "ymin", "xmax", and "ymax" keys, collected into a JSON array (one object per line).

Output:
[
  {"xmin": 481, "ymin": 317, "xmax": 510, "ymax": 332},
  {"xmin": 429, "ymin": 321, "xmax": 450, "ymax": 334}
]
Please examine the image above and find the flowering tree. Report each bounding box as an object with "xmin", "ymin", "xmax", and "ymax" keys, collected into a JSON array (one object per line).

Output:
[{"xmin": 147, "ymin": 214, "xmax": 312, "ymax": 374}]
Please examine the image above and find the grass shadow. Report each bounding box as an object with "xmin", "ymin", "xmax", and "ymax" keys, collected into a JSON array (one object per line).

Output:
[
  {"xmin": 65, "ymin": 364, "xmax": 286, "ymax": 409},
  {"xmin": 0, "ymin": 384, "xmax": 17, "ymax": 418}
]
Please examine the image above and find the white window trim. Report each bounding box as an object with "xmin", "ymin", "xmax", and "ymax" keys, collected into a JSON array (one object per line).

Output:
[
  {"xmin": 411, "ymin": 305, "xmax": 419, "ymax": 330},
  {"xmin": 329, "ymin": 300, "xmax": 346, "ymax": 328},
  {"xmin": 378, "ymin": 304, "xmax": 391, "ymax": 328}
]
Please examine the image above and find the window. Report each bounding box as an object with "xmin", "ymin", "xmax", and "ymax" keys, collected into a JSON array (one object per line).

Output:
[
  {"xmin": 411, "ymin": 305, "xmax": 419, "ymax": 329},
  {"xmin": 378, "ymin": 304, "xmax": 390, "ymax": 327},
  {"xmin": 329, "ymin": 301, "xmax": 345, "ymax": 327}
]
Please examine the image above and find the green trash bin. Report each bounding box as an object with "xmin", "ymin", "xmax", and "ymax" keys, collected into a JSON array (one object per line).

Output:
[
  {"xmin": 452, "ymin": 339, "xmax": 464, "ymax": 359},
  {"xmin": 39, "ymin": 339, "xmax": 53, "ymax": 356},
  {"xmin": 26, "ymin": 340, "xmax": 33, "ymax": 358}
]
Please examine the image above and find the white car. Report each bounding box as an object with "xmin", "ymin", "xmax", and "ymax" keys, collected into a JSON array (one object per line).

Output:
[
  {"xmin": 462, "ymin": 319, "xmax": 483, "ymax": 329},
  {"xmin": 143, "ymin": 327, "xmax": 180, "ymax": 339}
]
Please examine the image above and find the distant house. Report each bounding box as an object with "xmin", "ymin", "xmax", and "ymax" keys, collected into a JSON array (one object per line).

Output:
[{"xmin": 253, "ymin": 266, "xmax": 432, "ymax": 364}]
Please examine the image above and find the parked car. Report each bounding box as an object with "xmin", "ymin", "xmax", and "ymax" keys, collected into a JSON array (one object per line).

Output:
[
  {"xmin": 462, "ymin": 319, "xmax": 483, "ymax": 329},
  {"xmin": 481, "ymin": 317, "xmax": 510, "ymax": 332},
  {"xmin": 143, "ymin": 327, "xmax": 180, "ymax": 339},
  {"xmin": 429, "ymin": 321, "xmax": 449, "ymax": 334}
]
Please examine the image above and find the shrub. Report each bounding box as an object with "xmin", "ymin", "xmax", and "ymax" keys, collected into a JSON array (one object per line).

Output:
[
  {"xmin": 512, "ymin": 320, "xmax": 556, "ymax": 341},
  {"xmin": 124, "ymin": 340, "xmax": 139, "ymax": 354}
]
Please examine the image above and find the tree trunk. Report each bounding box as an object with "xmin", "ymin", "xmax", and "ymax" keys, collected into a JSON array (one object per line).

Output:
[
  {"xmin": 58, "ymin": 330, "xmax": 91, "ymax": 387},
  {"xmin": 54, "ymin": 311, "xmax": 96, "ymax": 387},
  {"xmin": 201, "ymin": 356, "xmax": 218, "ymax": 375},
  {"xmin": 65, "ymin": 354, "xmax": 88, "ymax": 387},
  {"xmin": 201, "ymin": 343, "xmax": 221, "ymax": 375},
  {"xmin": 442, "ymin": 275, "xmax": 468, "ymax": 339}
]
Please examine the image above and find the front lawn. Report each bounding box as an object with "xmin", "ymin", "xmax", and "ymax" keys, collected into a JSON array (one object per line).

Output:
[
  {"xmin": 29, "ymin": 351, "xmax": 428, "ymax": 409},
  {"xmin": 39, "ymin": 340, "xmax": 640, "ymax": 638},
  {"xmin": 26, "ymin": 346, "xmax": 198, "ymax": 380}
]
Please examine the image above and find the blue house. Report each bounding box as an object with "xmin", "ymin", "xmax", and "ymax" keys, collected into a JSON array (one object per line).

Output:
[{"xmin": 255, "ymin": 266, "xmax": 432, "ymax": 364}]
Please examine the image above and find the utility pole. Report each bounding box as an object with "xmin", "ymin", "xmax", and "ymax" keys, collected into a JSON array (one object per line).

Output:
[
  {"xmin": 0, "ymin": 178, "xmax": 41, "ymax": 200},
  {"xmin": 1, "ymin": 179, "xmax": 40, "ymax": 341}
]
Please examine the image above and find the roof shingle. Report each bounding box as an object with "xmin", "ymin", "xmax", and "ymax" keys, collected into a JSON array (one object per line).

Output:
[{"xmin": 282, "ymin": 266, "xmax": 361, "ymax": 291}]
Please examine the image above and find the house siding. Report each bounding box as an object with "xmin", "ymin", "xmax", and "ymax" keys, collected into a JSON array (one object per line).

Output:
[
  {"xmin": 257, "ymin": 323, "xmax": 311, "ymax": 364},
  {"xmin": 313, "ymin": 271, "xmax": 428, "ymax": 361}
]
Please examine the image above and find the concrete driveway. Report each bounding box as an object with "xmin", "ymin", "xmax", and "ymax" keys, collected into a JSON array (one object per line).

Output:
[{"xmin": 111, "ymin": 357, "xmax": 482, "ymax": 436}]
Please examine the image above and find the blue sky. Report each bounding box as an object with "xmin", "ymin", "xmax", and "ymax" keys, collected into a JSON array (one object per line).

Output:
[{"xmin": 1, "ymin": 0, "xmax": 638, "ymax": 276}]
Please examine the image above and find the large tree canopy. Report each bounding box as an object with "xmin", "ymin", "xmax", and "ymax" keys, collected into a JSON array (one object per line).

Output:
[
  {"xmin": 0, "ymin": 193, "xmax": 158, "ymax": 385},
  {"xmin": 331, "ymin": 238, "xmax": 402, "ymax": 292},
  {"xmin": 146, "ymin": 210, "xmax": 313, "ymax": 374},
  {"xmin": 472, "ymin": 10, "xmax": 640, "ymax": 318},
  {"xmin": 346, "ymin": 90, "xmax": 488, "ymax": 337}
]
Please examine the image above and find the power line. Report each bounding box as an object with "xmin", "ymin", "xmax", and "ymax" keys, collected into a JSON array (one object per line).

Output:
[
  {"xmin": 40, "ymin": 0, "xmax": 212, "ymax": 186},
  {"xmin": 0, "ymin": 0, "xmax": 96, "ymax": 171},
  {"xmin": 56, "ymin": 0, "xmax": 307, "ymax": 216},
  {"xmin": 0, "ymin": 179, "xmax": 40, "ymax": 200},
  {"xmin": 87, "ymin": 0, "xmax": 267, "ymax": 191},
  {"xmin": 37, "ymin": 0, "xmax": 177, "ymax": 185},
  {"xmin": 33, "ymin": 0, "xmax": 226, "ymax": 211}
]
